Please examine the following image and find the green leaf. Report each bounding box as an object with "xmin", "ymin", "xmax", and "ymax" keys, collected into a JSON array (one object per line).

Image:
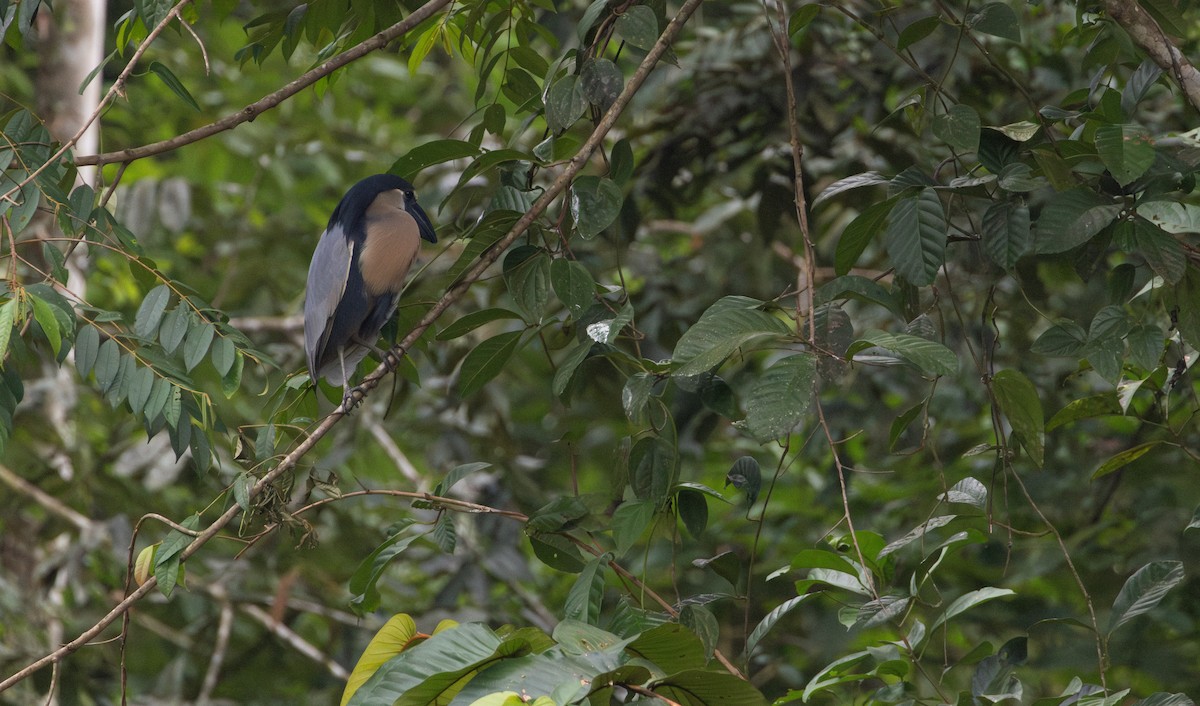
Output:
[
  {"xmin": 612, "ymin": 500, "xmax": 655, "ymax": 554},
  {"xmin": 630, "ymin": 436, "xmax": 677, "ymax": 505},
  {"xmin": 1047, "ymin": 394, "xmax": 1122, "ymax": 430},
  {"xmin": 570, "ymin": 176, "xmax": 623, "ymax": 238},
  {"xmin": 348, "ymin": 524, "xmax": 422, "ymax": 615},
  {"xmin": 577, "ymin": 0, "xmax": 611, "ymax": 41},
  {"xmin": 1127, "ymin": 324, "xmax": 1164, "ymax": 370},
  {"xmin": 148, "ymin": 61, "xmax": 200, "ymax": 111},
  {"xmin": 929, "ymin": 587, "xmax": 1015, "ymax": 632},
  {"xmin": 552, "ymin": 340, "xmax": 593, "ymax": 397},
  {"xmin": 545, "ymin": 75, "xmax": 587, "ymax": 133},
  {"xmin": 135, "ymin": 285, "xmax": 171, "ymax": 340},
  {"xmin": 30, "ymin": 295, "xmax": 61, "ymax": 356},
  {"xmin": 677, "ymin": 488, "xmax": 708, "ymax": 538},
  {"xmin": 220, "ymin": 350, "xmax": 243, "ymax": 398},
  {"xmin": 158, "ymin": 305, "xmax": 189, "ymax": 354},
  {"xmin": 550, "ymin": 259, "xmax": 595, "ymax": 316},
  {"xmin": 564, "ymin": 553, "xmax": 609, "ymax": 624},
  {"xmin": 126, "ymin": 365, "xmax": 154, "ymax": 415},
  {"xmin": 743, "ymin": 353, "xmax": 817, "ymax": 442},
  {"xmin": 622, "ymin": 372, "xmax": 655, "ymax": 421},
  {"xmin": 211, "ymin": 335, "xmax": 235, "ymax": 376},
  {"xmin": 629, "ymin": 623, "xmax": 708, "ymax": 673},
  {"xmin": 725, "ymin": 456, "xmax": 761, "ymax": 506},
  {"xmin": 345, "ymin": 623, "xmax": 503, "ymax": 706},
  {"xmin": 1096, "ymin": 123, "xmax": 1155, "ymax": 186},
  {"xmin": 847, "ymin": 330, "xmax": 957, "ymax": 376},
  {"xmin": 672, "ymin": 302, "xmax": 790, "ymax": 376},
  {"xmin": 144, "ymin": 377, "xmax": 173, "ymax": 423},
  {"xmin": 834, "ymin": 198, "xmax": 897, "ymax": 275},
  {"xmin": 94, "ymin": 338, "xmax": 121, "ymax": 392},
  {"xmin": 389, "ymin": 140, "xmax": 481, "ymax": 182},
  {"xmin": 434, "ymin": 462, "xmax": 492, "ymax": 496},
  {"xmin": 437, "ymin": 308, "xmax": 523, "ymax": 341},
  {"xmin": 341, "ymin": 614, "xmax": 419, "ymax": 706},
  {"xmin": 745, "ymin": 595, "xmax": 810, "ymax": 659},
  {"xmin": 970, "ymin": 2, "xmax": 1020, "ymax": 41},
  {"xmin": 897, "ymin": 15, "xmax": 940, "ymax": 51},
  {"xmin": 1107, "ymin": 560, "xmax": 1185, "ymax": 635},
  {"xmin": 653, "ymin": 670, "xmax": 768, "ymax": 706},
  {"xmin": 579, "ymin": 58, "xmax": 622, "ymax": 111},
  {"xmin": 788, "ymin": 4, "xmax": 820, "ymax": 36},
  {"xmin": 0, "ymin": 299, "xmax": 15, "ymax": 367},
  {"xmin": 884, "ymin": 188, "xmax": 945, "ymax": 286},
  {"xmin": 183, "ymin": 321, "xmax": 214, "ymax": 372},
  {"xmin": 982, "ymin": 200, "xmax": 1030, "ymax": 270},
  {"xmin": 614, "ymin": 5, "xmax": 657, "ymax": 50},
  {"xmin": 1138, "ymin": 200, "xmax": 1200, "ymax": 234},
  {"xmin": 933, "ymin": 104, "xmax": 980, "ymax": 152},
  {"xmin": 585, "ymin": 300, "xmax": 634, "ymax": 344},
  {"xmin": 73, "ymin": 321, "xmax": 99, "ymax": 377},
  {"xmin": 1092, "ymin": 440, "xmax": 1165, "ymax": 479},
  {"xmin": 503, "ymin": 246, "xmax": 551, "ymax": 321},
  {"xmin": 1133, "ymin": 218, "xmax": 1185, "ymax": 284},
  {"xmin": 1034, "ymin": 188, "xmax": 1108, "ymax": 254},
  {"xmin": 813, "ymin": 171, "xmax": 889, "ymax": 208},
  {"xmin": 1031, "ymin": 320, "xmax": 1088, "ymax": 356},
  {"xmin": 679, "ymin": 605, "xmax": 719, "ymax": 660},
  {"xmin": 458, "ymin": 331, "xmax": 523, "ymax": 397},
  {"xmin": 1174, "ymin": 267, "xmax": 1200, "ymax": 350},
  {"xmin": 991, "ymin": 369, "xmax": 1044, "ymax": 467}
]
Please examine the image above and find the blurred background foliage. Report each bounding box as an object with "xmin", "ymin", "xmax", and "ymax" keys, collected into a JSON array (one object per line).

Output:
[{"xmin": 2, "ymin": 0, "xmax": 1200, "ymax": 703}]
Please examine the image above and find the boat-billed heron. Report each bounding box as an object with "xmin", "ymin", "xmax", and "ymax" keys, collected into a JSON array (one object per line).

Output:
[{"xmin": 304, "ymin": 174, "xmax": 437, "ymax": 402}]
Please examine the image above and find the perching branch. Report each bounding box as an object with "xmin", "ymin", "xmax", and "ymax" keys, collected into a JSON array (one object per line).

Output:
[
  {"xmin": 0, "ymin": 0, "xmax": 706, "ymax": 691},
  {"xmin": 73, "ymin": 0, "xmax": 454, "ymax": 167},
  {"xmin": 1104, "ymin": 0, "xmax": 1200, "ymax": 114}
]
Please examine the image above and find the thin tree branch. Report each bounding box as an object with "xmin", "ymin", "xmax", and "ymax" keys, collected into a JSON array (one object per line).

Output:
[
  {"xmin": 74, "ymin": 0, "xmax": 454, "ymax": 167},
  {"xmin": 0, "ymin": 462, "xmax": 93, "ymax": 532},
  {"xmin": 0, "ymin": 0, "xmax": 705, "ymax": 691}
]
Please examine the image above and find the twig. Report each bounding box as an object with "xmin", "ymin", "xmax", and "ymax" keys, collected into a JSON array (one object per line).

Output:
[
  {"xmin": 196, "ymin": 593, "xmax": 234, "ymax": 706},
  {"xmin": 74, "ymin": 0, "xmax": 454, "ymax": 167},
  {"xmin": 0, "ymin": 0, "xmax": 704, "ymax": 690}
]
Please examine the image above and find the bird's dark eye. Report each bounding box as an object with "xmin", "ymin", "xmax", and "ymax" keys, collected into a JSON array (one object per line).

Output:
[{"xmin": 406, "ymin": 190, "xmax": 416, "ymax": 200}]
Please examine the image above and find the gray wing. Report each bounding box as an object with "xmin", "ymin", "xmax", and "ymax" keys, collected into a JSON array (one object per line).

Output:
[{"xmin": 304, "ymin": 223, "xmax": 354, "ymax": 381}]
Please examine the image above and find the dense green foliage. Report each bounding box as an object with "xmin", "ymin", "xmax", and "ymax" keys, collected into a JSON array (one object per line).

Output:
[{"xmin": 2, "ymin": 0, "xmax": 1200, "ymax": 704}]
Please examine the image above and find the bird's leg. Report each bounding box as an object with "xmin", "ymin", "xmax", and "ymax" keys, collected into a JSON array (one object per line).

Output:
[
  {"xmin": 351, "ymin": 334, "xmax": 396, "ymax": 371},
  {"xmin": 338, "ymin": 348, "xmax": 362, "ymax": 412}
]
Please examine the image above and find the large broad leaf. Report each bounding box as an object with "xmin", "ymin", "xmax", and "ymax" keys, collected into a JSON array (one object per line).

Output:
[
  {"xmin": 812, "ymin": 171, "xmax": 889, "ymax": 208},
  {"xmin": 570, "ymin": 176, "xmax": 623, "ymax": 238},
  {"xmin": 847, "ymin": 330, "xmax": 957, "ymax": 376},
  {"xmin": 458, "ymin": 331, "xmax": 524, "ymax": 397},
  {"xmin": 564, "ymin": 553, "xmax": 609, "ymax": 624},
  {"xmin": 933, "ymin": 104, "xmax": 981, "ymax": 152},
  {"xmin": 1174, "ymin": 267, "xmax": 1200, "ymax": 351},
  {"xmin": 991, "ymin": 369, "xmax": 1044, "ymax": 467},
  {"xmin": 982, "ymin": 200, "xmax": 1030, "ymax": 270},
  {"xmin": 1092, "ymin": 440, "xmax": 1165, "ymax": 479},
  {"xmin": 503, "ymin": 247, "xmax": 551, "ymax": 321},
  {"xmin": 970, "ymin": 2, "xmax": 1021, "ymax": 40},
  {"xmin": 1107, "ymin": 560, "xmax": 1185, "ymax": 636},
  {"xmin": 834, "ymin": 197, "xmax": 897, "ymax": 275},
  {"xmin": 1034, "ymin": 188, "xmax": 1111, "ymax": 254},
  {"xmin": 389, "ymin": 139, "xmax": 481, "ymax": 181},
  {"xmin": 1132, "ymin": 218, "xmax": 1185, "ymax": 284},
  {"xmin": 653, "ymin": 670, "xmax": 768, "ymax": 706},
  {"xmin": 884, "ymin": 187, "xmax": 945, "ymax": 285},
  {"xmin": 341, "ymin": 614, "xmax": 421, "ymax": 706},
  {"xmin": 743, "ymin": 353, "xmax": 817, "ymax": 442},
  {"xmin": 346, "ymin": 623, "xmax": 504, "ymax": 706},
  {"xmin": 671, "ymin": 299, "xmax": 790, "ymax": 376},
  {"xmin": 745, "ymin": 595, "xmax": 811, "ymax": 659},
  {"xmin": 929, "ymin": 587, "xmax": 1015, "ymax": 632},
  {"xmin": 1095, "ymin": 123, "xmax": 1155, "ymax": 186}
]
